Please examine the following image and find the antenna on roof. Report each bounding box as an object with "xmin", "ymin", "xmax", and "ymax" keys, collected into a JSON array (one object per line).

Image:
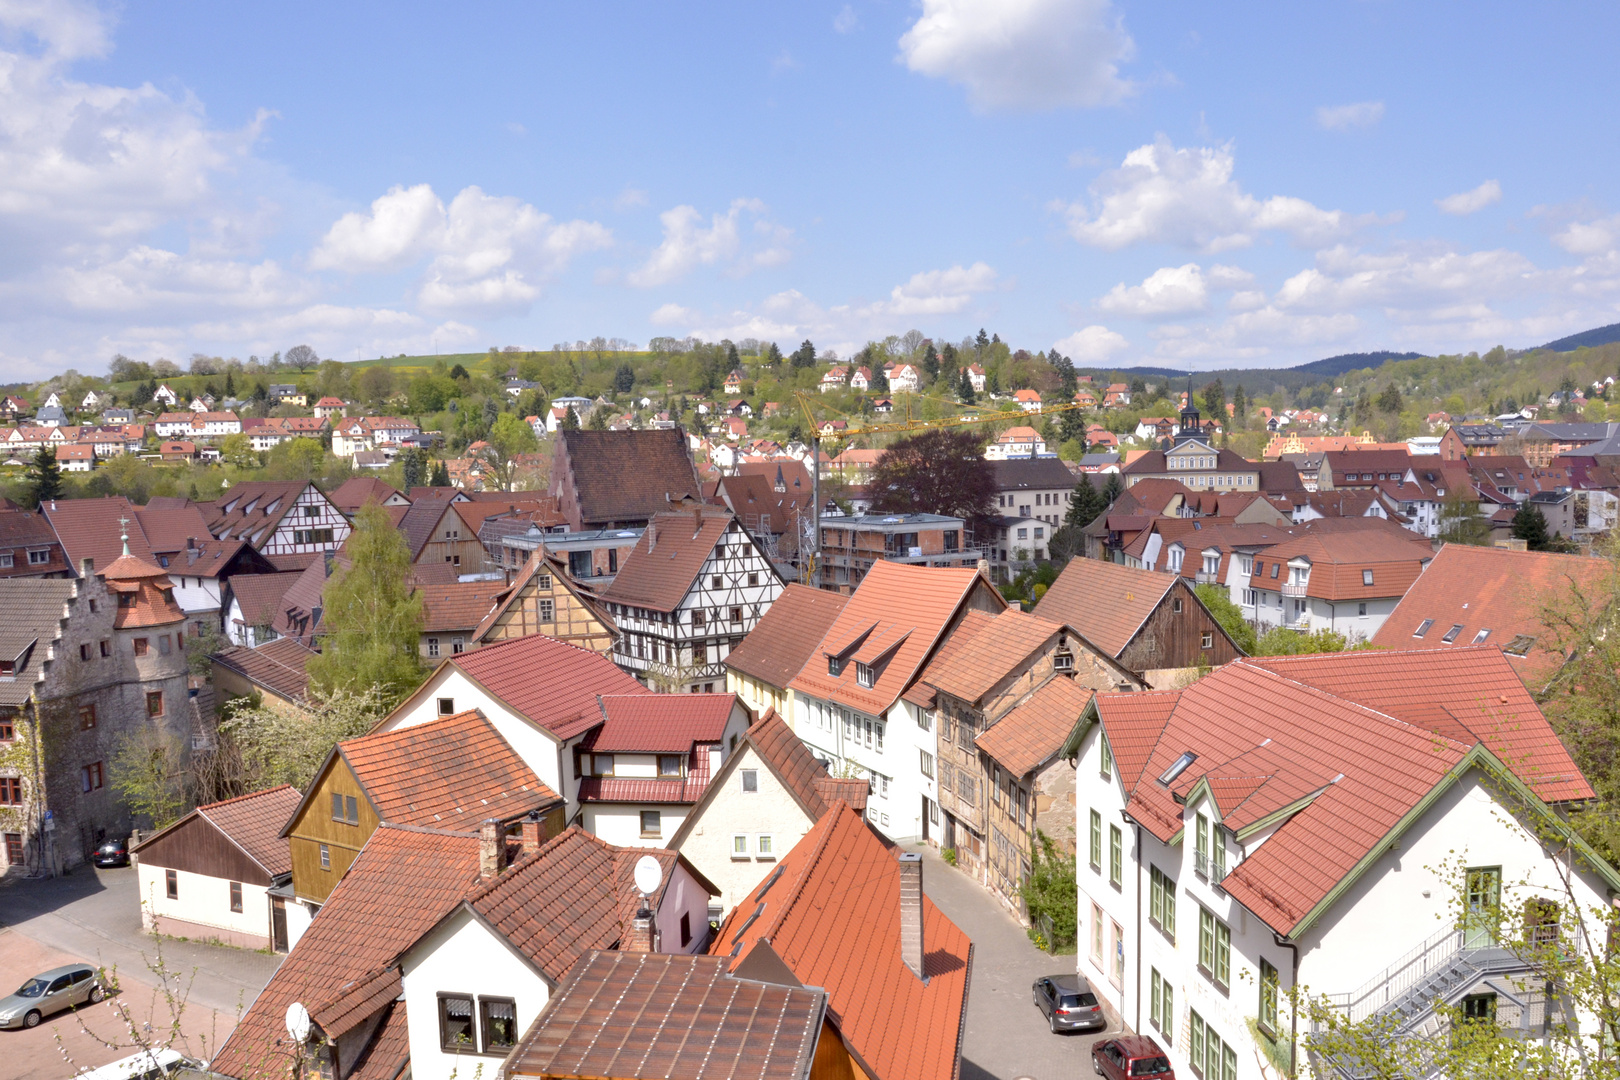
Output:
[{"xmin": 633, "ymin": 854, "xmax": 663, "ymax": 920}]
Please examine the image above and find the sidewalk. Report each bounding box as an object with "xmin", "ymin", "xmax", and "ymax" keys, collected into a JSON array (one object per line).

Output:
[{"xmin": 917, "ymin": 844, "xmax": 1113, "ymax": 1080}]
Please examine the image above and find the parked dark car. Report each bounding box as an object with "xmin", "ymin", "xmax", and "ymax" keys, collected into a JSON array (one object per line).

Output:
[
  {"xmin": 0, "ymin": 965, "xmax": 103, "ymax": 1029},
  {"xmin": 1093, "ymin": 1035, "xmax": 1174, "ymax": 1079},
  {"xmin": 94, "ymin": 837, "xmax": 130, "ymax": 867},
  {"xmin": 1032, "ymin": 973, "xmax": 1104, "ymax": 1033}
]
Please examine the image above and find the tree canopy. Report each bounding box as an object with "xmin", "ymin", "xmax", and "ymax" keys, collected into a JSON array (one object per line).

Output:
[{"xmin": 870, "ymin": 428, "xmax": 995, "ymax": 533}]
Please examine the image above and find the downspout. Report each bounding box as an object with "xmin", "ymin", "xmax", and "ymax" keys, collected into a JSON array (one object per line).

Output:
[{"xmin": 1273, "ymin": 931, "xmax": 1300, "ymax": 1079}]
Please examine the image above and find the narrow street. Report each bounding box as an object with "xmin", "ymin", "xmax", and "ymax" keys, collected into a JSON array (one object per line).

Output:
[
  {"xmin": 918, "ymin": 845, "xmax": 1117, "ymax": 1080},
  {"xmin": 0, "ymin": 865, "xmax": 281, "ymax": 1080}
]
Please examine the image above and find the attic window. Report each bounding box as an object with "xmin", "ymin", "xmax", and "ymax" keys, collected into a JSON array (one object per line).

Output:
[
  {"xmin": 1472, "ymin": 629, "xmax": 1491, "ymax": 645},
  {"xmin": 1362, "ymin": 570, "xmax": 1374, "ymax": 586},
  {"xmin": 1157, "ymin": 751, "xmax": 1198, "ymax": 787},
  {"xmin": 1441, "ymin": 624, "xmax": 1464, "ymax": 643},
  {"xmin": 1053, "ymin": 649, "xmax": 1074, "ymax": 672},
  {"xmin": 856, "ymin": 662, "xmax": 874, "ymax": 688},
  {"xmin": 1413, "ymin": 619, "xmax": 1434, "ymax": 638},
  {"xmin": 1270, "ymin": 563, "xmax": 1280, "ymax": 579},
  {"xmin": 828, "ymin": 656, "xmax": 843, "ymax": 677},
  {"xmin": 1504, "ymin": 634, "xmax": 1536, "ymax": 656}
]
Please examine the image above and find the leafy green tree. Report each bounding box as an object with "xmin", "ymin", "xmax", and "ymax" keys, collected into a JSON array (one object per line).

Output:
[
  {"xmin": 220, "ymin": 432, "xmax": 257, "ymax": 469},
  {"xmin": 975, "ymin": 328, "xmax": 989, "ymax": 352},
  {"xmin": 1101, "ymin": 472, "xmax": 1124, "ymax": 506},
  {"xmin": 956, "ymin": 366, "xmax": 977, "ymax": 405},
  {"xmin": 1254, "ymin": 626, "xmax": 1359, "ymax": 655},
  {"xmin": 24, "ymin": 446, "xmax": 64, "ymax": 509},
  {"xmin": 587, "ymin": 406, "xmax": 609, "ymax": 430},
  {"xmin": 561, "ymin": 405, "xmax": 581, "ymax": 431},
  {"xmin": 1231, "ymin": 384, "xmax": 1247, "ymax": 424},
  {"xmin": 449, "ymin": 363, "xmax": 470, "ymax": 381},
  {"xmin": 110, "ymin": 727, "xmax": 188, "ymax": 829},
  {"xmin": 1020, "ymin": 830, "xmax": 1077, "ymax": 952},
  {"xmin": 216, "ymin": 686, "xmax": 389, "ymax": 795},
  {"xmin": 399, "ymin": 447, "xmax": 427, "ymax": 492},
  {"xmin": 922, "ymin": 343, "xmax": 941, "ymax": 384},
  {"xmin": 762, "ymin": 342, "xmax": 784, "ymax": 369},
  {"xmin": 1438, "ymin": 489, "xmax": 1491, "ymax": 546},
  {"xmin": 482, "ymin": 412, "xmax": 540, "ymax": 491},
  {"xmin": 1201, "ymin": 379, "xmax": 1225, "ymax": 420},
  {"xmin": 870, "ymin": 428, "xmax": 995, "ymax": 533},
  {"xmin": 613, "ymin": 363, "xmax": 635, "ymax": 394},
  {"xmin": 1052, "ymin": 351, "xmax": 1078, "ymax": 399},
  {"xmin": 1512, "ymin": 502, "xmax": 1551, "ymax": 550},
  {"xmin": 305, "ymin": 503, "xmax": 425, "ymax": 706},
  {"xmin": 1193, "ymin": 584, "xmax": 1257, "ymax": 654},
  {"xmin": 266, "ymin": 437, "xmax": 325, "ymax": 482}
]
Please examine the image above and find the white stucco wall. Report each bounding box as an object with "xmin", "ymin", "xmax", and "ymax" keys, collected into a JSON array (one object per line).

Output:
[
  {"xmin": 285, "ymin": 899, "xmax": 314, "ymax": 950},
  {"xmin": 656, "ymin": 862, "xmax": 719, "ymax": 953},
  {"xmin": 672, "ymin": 744, "xmax": 814, "ymax": 916},
  {"xmin": 136, "ymin": 862, "xmax": 271, "ymax": 946},
  {"xmin": 400, "ymin": 907, "xmax": 550, "ymax": 1080},
  {"xmin": 1073, "ymin": 724, "xmax": 1138, "ymax": 1028},
  {"xmin": 790, "ymin": 692, "xmax": 922, "ymax": 842},
  {"xmin": 582, "ymin": 804, "xmax": 690, "ymax": 848}
]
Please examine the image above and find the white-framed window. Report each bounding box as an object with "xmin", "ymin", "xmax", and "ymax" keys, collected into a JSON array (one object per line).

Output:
[
  {"xmin": 731, "ymin": 834, "xmax": 749, "ymax": 859},
  {"xmin": 1241, "ymin": 588, "xmax": 1256, "ymax": 606},
  {"xmin": 756, "ymin": 834, "xmax": 774, "ymax": 860},
  {"xmin": 1363, "ymin": 569, "xmax": 1375, "ymax": 586},
  {"xmin": 1168, "ymin": 546, "xmax": 1184, "ymax": 573},
  {"xmin": 437, "ymin": 697, "xmax": 454, "ymax": 716},
  {"xmin": 856, "ymin": 662, "xmax": 874, "ymax": 688},
  {"xmin": 538, "ymin": 599, "xmax": 554, "ymax": 622}
]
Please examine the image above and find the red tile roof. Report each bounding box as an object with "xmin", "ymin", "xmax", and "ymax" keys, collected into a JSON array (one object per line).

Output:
[
  {"xmin": 1033, "ymin": 558, "xmax": 1177, "ymax": 658},
  {"xmin": 504, "ymin": 951, "xmax": 824, "ymax": 1080},
  {"xmin": 449, "ymin": 632, "xmax": 649, "ymax": 740},
  {"xmin": 204, "ymin": 480, "xmax": 322, "ymax": 548},
  {"xmin": 580, "ymin": 694, "xmax": 738, "ymax": 753},
  {"xmin": 328, "ymin": 477, "xmax": 402, "ymax": 511},
  {"xmin": 326, "ymin": 710, "xmax": 563, "ymax": 831},
  {"xmin": 211, "ymin": 824, "xmax": 483, "ymax": 1079},
  {"xmin": 902, "ymin": 608, "xmax": 997, "ymax": 710},
  {"xmin": 600, "ymin": 505, "xmax": 737, "ymax": 612},
  {"xmin": 1247, "ymin": 526, "xmax": 1432, "ymax": 601},
  {"xmin": 976, "ymin": 676, "xmax": 1094, "ymax": 777},
  {"xmin": 556, "ymin": 428, "xmax": 702, "ymax": 527},
  {"xmin": 418, "ymin": 580, "xmax": 506, "ymax": 632},
  {"xmin": 133, "ymin": 504, "xmax": 215, "ymax": 553},
  {"xmin": 212, "ymin": 638, "xmax": 316, "ymax": 702},
  {"xmin": 1097, "ymin": 649, "xmax": 1593, "ymax": 937},
  {"xmin": 715, "ymin": 804, "xmax": 971, "ymax": 1080},
  {"xmin": 1369, "ymin": 543, "xmax": 1610, "ymax": 690},
  {"xmin": 921, "ymin": 609, "xmax": 1064, "ymax": 705},
  {"xmin": 788, "ymin": 561, "xmax": 1001, "ymax": 716},
  {"xmin": 40, "ymin": 495, "xmax": 156, "ymax": 572}
]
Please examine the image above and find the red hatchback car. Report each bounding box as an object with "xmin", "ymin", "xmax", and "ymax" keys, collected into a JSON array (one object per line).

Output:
[{"xmin": 1092, "ymin": 1035, "xmax": 1174, "ymax": 1079}]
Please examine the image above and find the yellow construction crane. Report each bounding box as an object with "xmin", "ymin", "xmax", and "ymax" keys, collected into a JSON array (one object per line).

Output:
[{"xmin": 794, "ymin": 390, "xmax": 1094, "ymax": 581}]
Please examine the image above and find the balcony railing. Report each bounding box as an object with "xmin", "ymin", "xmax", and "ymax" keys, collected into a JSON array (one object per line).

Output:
[
  {"xmin": 1194, "ymin": 571, "xmax": 1220, "ymax": 584},
  {"xmin": 1281, "ymin": 582, "xmax": 1308, "ymax": 597}
]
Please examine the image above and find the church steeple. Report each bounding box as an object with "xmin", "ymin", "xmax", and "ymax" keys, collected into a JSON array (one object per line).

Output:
[{"xmin": 1176, "ymin": 374, "xmax": 1202, "ymax": 445}]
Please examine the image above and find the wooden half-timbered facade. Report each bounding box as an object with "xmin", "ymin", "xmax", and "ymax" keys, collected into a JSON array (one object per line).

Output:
[
  {"xmin": 599, "ymin": 506, "xmax": 784, "ymax": 693},
  {"xmin": 202, "ymin": 481, "xmax": 351, "ymax": 560},
  {"xmin": 474, "ymin": 550, "xmax": 618, "ymax": 654}
]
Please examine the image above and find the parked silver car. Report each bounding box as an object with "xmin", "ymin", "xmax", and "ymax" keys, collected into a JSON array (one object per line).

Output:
[{"xmin": 0, "ymin": 964, "xmax": 103, "ymax": 1029}]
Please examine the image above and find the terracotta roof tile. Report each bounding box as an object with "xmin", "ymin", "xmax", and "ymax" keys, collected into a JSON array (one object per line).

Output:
[
  {"xmin": 203, "ymin": 480, "xmax": 319, "ymax": 549},
  {"xmin": 1246, "ymin": 527, "xmax": 1432, "ymax": 601},
  {"xmin": 745, "ymin": 710, "xmax": 846, "ymax": 817},
  {"xmin": 788, "ymin": 561, "xmax": 999, "ymax": 716},
  {"xmin": 40, "ymin": 495, "xmax": 156, "ymax": 571},
  {"xmin": 903, "ymin": 608, "xmax": 997, "ymax": 709},
  {"xmin": 557, "ymin": 428, "xmax": 702, "ymax": 526},
  {"xmin": 337, "ymin": 710, "xmax": 563, "ymax": 829},
  {"xmin": 976, "ymin": 676, "xmax": 1093, "ymax": 777},
  {"xmin": 715, "ymin": 804, "xmax": 970, "ymax": 1080},
  {"xmin": 211, "ymin": 824, "xmax": 483, "ymax": 1079},
  {"xmin": 1370, "ymin": 544, "xmax": 1610, "ymax": 690},
  {"xmin": 211, "ymin": 638, "xmax": 316, "ymax": 702},
  {"xmin": 328, "ymin": 477, "xmax": 403, "ymax": 512},
  {"xmin": 580, "ymin": 694, "xmax": 738, "ymax": 753},
  {"xmin": 195, "ymin": 785, "xmax": 302, "ymax": 877},
  {"xmin": 0, "ymin": 578, "xmax": 77, "ymax": 706},
  {"xmin": 600, "ymin": 505, "xmax": 737, "ymax": 612},
  {"xmin": 396, "ymin": 497, "xmax": 455, "ymax": 560},
  {"xmin": 1092, "ymin": 690, "xmax": 1180, "ymax": 789},
  {"xmin": 923, "ymin": 609, "xmax": 1064, "ymax": 705},
  {"xmin": 504, "ymin": 951, "xmax": 823, "ymax": 1080},
  {"xmin": 450, "ymin": 632, "xmax": 649, "ymax": 740},
  {"xmin": 344, "ymin": 999, "xmax": 410, "ymax": 1080},
  {"xmin": 418, "ymin": 580, "xmax": 506, "ymax": 632},
  {"xmin": 1033, "ymin": 558, "xmax": 1176, "ymax": 658}
]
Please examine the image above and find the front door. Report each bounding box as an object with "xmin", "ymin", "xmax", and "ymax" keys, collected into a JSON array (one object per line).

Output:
[
  {"xmin": 271, "ymin": 897, "xmax": 289, "ymax": 953},
  {"xmin": 1465, "ymin": 867, "xmax": 1502, "ymax": 948},
  {"xmin": 921, "ymin": 796, "xmax": 930, "ymax": 842}
]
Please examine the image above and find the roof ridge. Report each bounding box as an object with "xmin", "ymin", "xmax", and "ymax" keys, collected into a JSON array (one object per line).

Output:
[
  {"xmin": 1230, "ymin": 660, "xmax": 1475, "ymax": 754},
  {"xmin": 373, "ymin": 820, "xmax": 483, "ymax": 838},
  {"xmin": 196, "ymin": 784, "xmax": 297, "ymax": 812}
]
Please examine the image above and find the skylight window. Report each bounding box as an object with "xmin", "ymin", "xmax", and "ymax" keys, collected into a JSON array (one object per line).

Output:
[
  {"xmin": 1414, "ymin": 619, "xmax": 1434, "ymax": 638},
  {"xmin": 1503, "ymin": 634, "xmax": 1536, "ymax": 656},
  {"xmin": 1441, "ymin": 624, "xmax": 1464, "ymax": 643},
  {"xmin": 1472, "ymin": 629, "xmax": 1491, "ymax": 644},
  {"xmin": 1362, "ymin": 570, "xmax": 1374, "ymax": 586},
  {"xmin": 1157, "ymin": 751, "xmax": 1198, "ymax": 787}
]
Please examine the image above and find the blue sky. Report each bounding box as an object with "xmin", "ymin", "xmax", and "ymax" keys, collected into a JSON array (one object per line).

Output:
[{"xmin": 4, "ymin": 0, "xmax": 1620, "ymax": 379}]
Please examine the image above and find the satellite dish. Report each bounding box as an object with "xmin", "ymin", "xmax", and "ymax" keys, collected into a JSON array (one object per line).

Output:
[
  {"xmin": 633, "ymin": 854, "xmax": 664, "ymax": 897},
  {"xmin": 285, "ymin": 1002, "xmax": 311, "ymax": 1043}
]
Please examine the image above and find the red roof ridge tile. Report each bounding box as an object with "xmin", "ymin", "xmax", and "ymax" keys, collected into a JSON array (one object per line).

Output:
[
  {"xmin": 196, "ymin": 783, "xmax": 299, "ymax": 812},
  {"xmin": 1230, "ymin": 658, "xmax": 1475, "ymax": 754}
]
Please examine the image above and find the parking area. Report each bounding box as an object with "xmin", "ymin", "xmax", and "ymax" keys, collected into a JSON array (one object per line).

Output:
[
  {"xmin": 0, "ymin": 865, "xmax": 280, "ymax": 1080},
  {"xmin": 918, "ymin": 845, "xmax": 1120, "ymax": 1080}
]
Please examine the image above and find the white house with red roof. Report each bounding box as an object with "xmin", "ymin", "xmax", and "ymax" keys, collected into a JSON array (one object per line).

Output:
[
  {"xmin": 1071, "ymin": 648, "xmax": 1616, "ymax": 1076},
  {"xmin": 819, "ymin": 366, "xmax": 849, "ymax": 393},
  {"xmin": 889, "ymin": 363, "xmax": 923, "ymax": 393}
]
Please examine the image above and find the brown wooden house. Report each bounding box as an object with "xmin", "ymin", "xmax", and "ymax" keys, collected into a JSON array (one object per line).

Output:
[
  {"xmin": 472, "ymin": 549, "xmax": 618, "ymax": 654},
  {"xmin": 279, "ymin": 710, "xmax": 564, "ymax": 907},
  {"xmin": 1033, "ymin": 557, "xmax": 1246, "ymax": 686}
]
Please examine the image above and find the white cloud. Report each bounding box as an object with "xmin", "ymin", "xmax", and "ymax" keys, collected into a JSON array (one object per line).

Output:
[
  {"xmin": 1272, "ymin": 245, "xmax": 1538, "ymax": 313},
  {"xmin": 1055, "ymin": 137, "xmax": 1374, "ymax": 252},
  {"xmin": 1548, "ymin": 213, "xmax": 1620, "ymax": 256},
  {"xmin": 868, "ymin": 262, "xmax": 1000, "ymax": 316},
  {"xmin": 1315, "ymin": 101, "xmax": 1384, "ymax": 131},
  {"xmin": 628, "ymin": 199, "xmax": 791, "ymax": 287},
  {"xmin": 898, "ymin": 0, "xmax": 1135, "ymax": 111},
  {"xmin": 1053, "ymin": 324, "xmax": 1129, "ymax": 362},
  {"xmin": 834, "ymin": 5, "xmax": 859, "ymax": 34},
  {"xmin": 650, "ymin": 302, "xmax": 699, "ymax": 326},
  {"xmin": 0, "ymin": 0, "xmax": 111, "ymax": 61},
  {"xmin": 1098, "ymin": 263, "xmax": 1209, "ymax": 316},
  {"xmin": 309, "ymin": 184, "xmax": 446, "ymax": 273},
  {"xmin": 615, "ymin": 186, "xmax": 648, "ymax": 210},
  {"xmin": 1436, "ymin": 180, "xmax": 1502, "ymax": 216},
  {"xmin": 58, "ymin": 246, "xmax": 312, "ymax": 313}
]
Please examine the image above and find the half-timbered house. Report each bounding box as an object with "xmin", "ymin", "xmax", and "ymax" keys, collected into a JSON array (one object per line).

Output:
[
  {"xmin": 472, "ymin": 549, "xmax": 617, "ymax": 653},
  {"xmin": 599, "ymin": 505, "xmax": 784, "ymax": 693},
  {"xmin": 201, "ymin": 481, "xmax": 351, "ymax": 567}
]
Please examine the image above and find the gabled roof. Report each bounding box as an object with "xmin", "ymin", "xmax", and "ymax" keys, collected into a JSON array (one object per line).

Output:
[
  {"xmin": 1122, "ymin": 447, "xmax": 1255, "ymax": 474},
  {"xmin": 418, "ymin": 580, "xmax": 506, "ymax": 632},
  {"xmin": 296, "ymin": 710, "xmax": 562, "ymax": 834},
  {"xmin": 989, "ymin": 456, "xmax": 1077, "ymax": 492},
  {"xmin": 580, "ymin": 694, "xmax": 739, "ymax": 753},
  {"xmin": 902, "ymin": 608, "xmax": 998, "ymax": 710},
  {"xmin": 715, "ymin": 804, "xmax": 971, "ymax": 1080},
  {"xmin": 396, "ymin": 496, "xmax": 456, "ymax": 560},
  {"xmin": 922, "ymin": 609, "xmax": 1065, "ymax": 705},
  {"xmin": 1248, "ymin": 527, "xmax": 1432, "ymax": 601},
  {"xmin": 470, "ymin": 549, "xmax": 617, "ymax": 643},
  {"xmin": 211, "ymin": 638, "xmax": 316, "ymax": 703},
  {"xmin": 725, "ymin": 584, "xmax": 849, "ymax": 690},
  {"xmin": 787, "ymin": 561, "xmax": 1003, "ymax": 716},
  {"xmin": 504, "ymin": 951, "xmax": 825, "ymax": 1080},
  {"xmin": 446, "ymin": 631, "xmax": 649, "ymax": 741},
  {"xmin": 198, "ymin": 785, "xmax": 303, "ymax": 876},
  {"xmin": 1369, "ymin": 544, "xmax": 1611, "ymax": 690},
  {"xmin": 1033, "ymin": 558, "xmax": 1178, "ymax": 658},
  {"xmin": 204, "ymin": 480, "xmax": 319, "ymax": 548},
  {"xmin": 224, "ymin": 570, "xmax": 304, "ymax": 632},
  {"xmin": 976, "ymin": 676, "xmax": 1094, "ymax": 778},
  {"xmin": 211, "ymin": 824, "xmax": 484, "ymax": 1079},
  {"xmin": 40, "ymin": 495, "xmax": 156, "ymax": 572},
  {"xmin": 557, "ymin": 428, "xmax": 700, "ymax": 525},
  {"xmin": 1096, "ymin": 650, "xmax": 1596, "ymax": 938},
  {"xmin": 600, "ymin": 505, "xmax": 739, "ymax": 612},
  {"xmin": 328, "ymin": 477, "xmax": 403, "ymax": 512},
  {"xmin": 0, "ymin": 578, "xmax": 75, "ymax": 706}
]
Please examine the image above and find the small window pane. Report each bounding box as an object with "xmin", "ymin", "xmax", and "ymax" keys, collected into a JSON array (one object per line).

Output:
[
  {"xmin": 741, "ymin": 769, "xmax": 758, "ymax": 792},
  {"xmin": 440, "ymin": 995, "xmax": 475, "ymax": 1050}
]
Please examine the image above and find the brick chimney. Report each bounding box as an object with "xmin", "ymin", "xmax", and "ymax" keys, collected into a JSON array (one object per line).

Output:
[
  {"xmin": 898, "ymin": 852, "xmax": 925, "ymax": 980},
  {"xmin": 519, "ymin": 809, "xmax": 548, "ymax": 856},
  {"xmin": 976, "ymin": 557, "xmax": 990, "ymax": 581},
  {"xmin": 478, "ymin": 818, "xmax": 506, "ymax": 880},
  {"xmin": 625, "ymin": 912, "xmax": 657, "ymax": 953}
]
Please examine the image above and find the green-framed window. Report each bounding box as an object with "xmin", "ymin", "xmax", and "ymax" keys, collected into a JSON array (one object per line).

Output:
[
  {"xmin": 1260, "ymin": 958, "xmax": 1279, "ymax": 1033},
  {"xmin": 1149, "ymin": 865, "xmax": 1177, "ymax": 941},
  {"xmin": 1195, "ymin": 812, "xmax": 1209, "ymax": 876},
  {"xmin": 1100, "ymin": 735, "xmax": 1113, "ymax": 781},
  {"xmin": 1089, "ymin": 809, "xmax": 1102, "ymax": 871},
  {"xmin": 1109, "ymin": 825, "xmax": 1123, "ymax": 887},
  {"xmin": 1199, "ymin": 906, "xmax": 1231, "ymax": 988}
]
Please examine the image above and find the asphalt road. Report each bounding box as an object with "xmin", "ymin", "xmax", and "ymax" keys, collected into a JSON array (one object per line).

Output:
[
  {"xmin": 918, "ymin": 845, "xmax": 1119, "ymax": 1080},
  {"xmin": 1, "ymin": 863, "xmax": 282, "ymax": 1077}
]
